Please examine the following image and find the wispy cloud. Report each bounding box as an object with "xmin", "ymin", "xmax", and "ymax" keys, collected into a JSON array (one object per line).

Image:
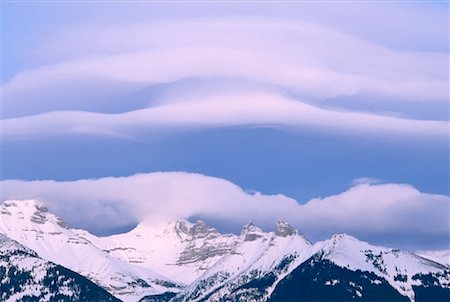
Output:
[
  {"xmin": 1, "ymin": 172, "xmax": 448, "ymax": 250},
  {"xmin": 351, "ymin": 177, "xmax": 383, "ymax": 186}
]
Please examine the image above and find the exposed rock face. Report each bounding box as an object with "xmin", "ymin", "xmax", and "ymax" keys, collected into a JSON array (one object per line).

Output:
[
  {"xmin": 3, "ymin": 200, "xmax": 450, "ymax": 302},
  {"xmin": 189, "ymin": 220, "xmax": 219, "ymax": 239},
  {"xmin": 1, "ymin": 200, "xmax": 68, "ymax": 229},
  {"xmin": 177, "ymin": 221, "xmax": 235, "ymax": 265},
  {"xmin": 174, "ymin": 221, "xmax": 190, "ymax": 238},
  {"xmin": 30, "ymin": 204, "xmax": 50, "ymax": 224},
  {"xmin": 275, "ymin": 221, "xmax": 296, "ymax": 237},
  {"xmin": 177, "ymin": 243, "xmax": 234, "ymax": 265},
  {"xmin": 241, "ymin": 223, "xmax": 264, "ymax": 241}
]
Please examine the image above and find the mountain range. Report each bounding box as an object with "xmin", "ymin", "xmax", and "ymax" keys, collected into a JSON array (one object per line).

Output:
[{"xmin": 0, "ymin": 199, "xmax": 448, "ymax": 302}]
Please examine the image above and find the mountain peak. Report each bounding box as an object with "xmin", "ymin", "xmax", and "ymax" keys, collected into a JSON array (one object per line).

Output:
[
  {"xmin": 241, "ymin": 222, "xmax": 264, "ymax": 241},
  {"xmin": 319, "ymin": 233, "xmax": 369, "ymax": 257},
  {"xmin": 174, "ymin": 220, "xmax": 192, "ymax": 235},
  {"xmin": 0, "ymin": 199, "xmax": 68, "ymax": 229},
  {"xmin": 190, "ymin": 220, "xmax": 219, "ymax": 239},
  {"xmin": 275, "ymin": 220, "xmax": 297, "ymax": 237},
  {"xmin": 2, "ymin": 199, "xmax": 45, "ymax": 210},
  {"xmin": 330, "ymin": 233, "xmax": 359, "ymax": 243},
  {"xmin": 1, "ymin": 205, "xmax": 448, "ymax": 302}
]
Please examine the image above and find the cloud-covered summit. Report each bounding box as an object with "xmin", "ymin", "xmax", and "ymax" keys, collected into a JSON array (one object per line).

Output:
[{"xmin": 1, "ymin": 172, "xmax": 448, "ymax": 251}]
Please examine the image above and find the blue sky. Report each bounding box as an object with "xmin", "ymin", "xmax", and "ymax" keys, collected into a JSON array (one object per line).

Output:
[{"xmin": 0, "ymin": 1, "xmax": 449, "ymax": 251}]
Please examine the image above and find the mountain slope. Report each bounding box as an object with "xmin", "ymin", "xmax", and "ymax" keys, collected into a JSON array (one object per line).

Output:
[
  {"xmin": 416, "ymin": 251, "xmax": 449, "ymax": 268},
  {"xmin": 91, "ymin": 220, "xmax": 240, "ymax": 284},
  {"xmin": 0, "ymin": 200, "xmax": 182, "ymax": 302},
  {"xmin": 313, "ymin": 234, "xmax": 450, "ymax": 301},
  {"xmin": 0, "ymin": 233, "xmax": 120, "ymax": 302},
  {"xmin": 171, "ymin": 222, "xmax": 312, "ymax": 302},
  {"xmin": 269, "ymin": 255, "xmax": 409, "ymax": 301},
  {"xmin": 1, "ymin": 199, "xmax": 448, "ymax": 302},
  {"xmin": 168, "ymin": 233, "xmax": 449, "ymax": 302}
]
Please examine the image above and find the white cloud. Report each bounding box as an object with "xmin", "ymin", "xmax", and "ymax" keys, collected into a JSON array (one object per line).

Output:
[
  {"xmin": 1, "ymin": 172, "xmax": 448, "ymax": 250},
  {"xmin": 2, "ymin": 92, "xmax": 447, "ymax": 140},
  {"xmin": 4, "ymin": 19, "xmax": 447, "ymax": 105},
  {"xmin": 352, "ymin": 177, "xmax": 383, "ymax": 185},
  {"xmin": 1, "ymin": 18, "xmax": 448, "ymax": 141},
  {"xmin": 298, "ymin": 183, "xmax": 449, "ymax": 240}
]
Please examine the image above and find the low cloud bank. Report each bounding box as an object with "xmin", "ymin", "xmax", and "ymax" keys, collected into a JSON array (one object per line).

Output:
[{"xmin": 1, "ymin": 172, "xmax": 448, "ymax": 250}]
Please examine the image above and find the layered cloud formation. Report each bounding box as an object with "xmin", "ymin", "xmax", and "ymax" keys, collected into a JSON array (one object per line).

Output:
[
  {"xmin": 1, "ymin": 3, "xmax": 448, "ymax": 254},
  {"xmin": 2, "ymin": 18, "xmax": 448, "ymax": 140},
  {"xmin": 1, "ymin": 172, "xmax": 448, "ymax": 251}
]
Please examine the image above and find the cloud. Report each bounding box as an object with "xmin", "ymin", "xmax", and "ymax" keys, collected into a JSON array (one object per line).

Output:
[
  {"xmin": 1, "ymin": 172, "xmax": 448, "ymax": 251},
  {"xmin": 351, "ymin": 177, "xmax": 383, "ymax": 185},
  {"xmin": 1, "ymin": 18, "xmax": 448, "ymax": 141},
  {"xmin": 2, "ymin": 91, "xmax": 448, "ymax": 141},
  {"xmin": 298, "ymin": 184, "xmax": 449, "ymax": 244},
  {"xmin": 4, "ymin": 19, "xmax": 447, "ymax": 108}
]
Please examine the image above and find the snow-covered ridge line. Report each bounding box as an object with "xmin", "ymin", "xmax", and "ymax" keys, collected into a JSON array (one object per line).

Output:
[
  {"xmin": 0, "ymin": 199, "xmax": 182, "ymax": 302},
  {"xmin": 0, "ymin": 233, "xmax": 120, "ymax": 302},
  {"xmin": 0, "ymin": 199, "xmax": 448, "ymax": 302}
]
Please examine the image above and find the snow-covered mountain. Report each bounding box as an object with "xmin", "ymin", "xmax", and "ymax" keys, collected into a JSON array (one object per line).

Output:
[
  {"xmin": 311, "ymin": 234, "xmax": 449, "ymax": 301},
  {"xmin": 0, "ymin": 199, "xmax": 449, "ymax": 302},
  {"xmin": 89, "ymin": 219, "xmax": 240, "ymax": 285},
  {"xmin": 269, "ymin": 234, "xmax": 449, "ymax": 302},
  {"xmin": 166, "ymin": 230, "xmax": 449, "ymax": 302},
  {"xmin": 170, "ymin": 222, "xmax": 312, "ymax": 302},
  {"xmin": 0, "ymin": 233, "xmax": 119, "ymax": 302},
  {"xmin": 0, "ymin": 200, "xmax": 182, "ymax": 302}
]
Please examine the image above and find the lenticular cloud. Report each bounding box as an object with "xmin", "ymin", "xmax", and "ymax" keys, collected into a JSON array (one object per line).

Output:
[{"xmin": 1, "ymin": 18, "xmax": 448, "ymax": 141}]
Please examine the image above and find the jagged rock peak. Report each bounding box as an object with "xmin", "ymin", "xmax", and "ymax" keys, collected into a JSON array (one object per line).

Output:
[
  {"xmin": 1, "ymin": 199, "xmax": 68, "ymax": 229},
  {"xmin": 275, "ymin": 220, "xmax": 298, "ymax": 237},
  {"xmin": 190, "ymin": 220, "xmax": 219, "ymax": 239},
  {"xmin": 174, "ymin": 220, "xmax": 191, "ymax": 236},
  {"xmin": 241, "ymin": 222, "xmax": 265, "ymax": 241},
  {"xmin": 2, "ymin": 199, "xmax": 46, "ymax": 210}
]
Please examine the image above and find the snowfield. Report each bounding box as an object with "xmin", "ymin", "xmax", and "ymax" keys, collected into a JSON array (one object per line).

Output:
[{"xmin": 0, "ymin": 200, "xmax": 448, "ymax": 302}]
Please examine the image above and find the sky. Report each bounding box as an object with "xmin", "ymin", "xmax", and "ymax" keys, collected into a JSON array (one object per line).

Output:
[{"xmin": 0, "ymin": 1, "xmax": 449, "ymax": 252}]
